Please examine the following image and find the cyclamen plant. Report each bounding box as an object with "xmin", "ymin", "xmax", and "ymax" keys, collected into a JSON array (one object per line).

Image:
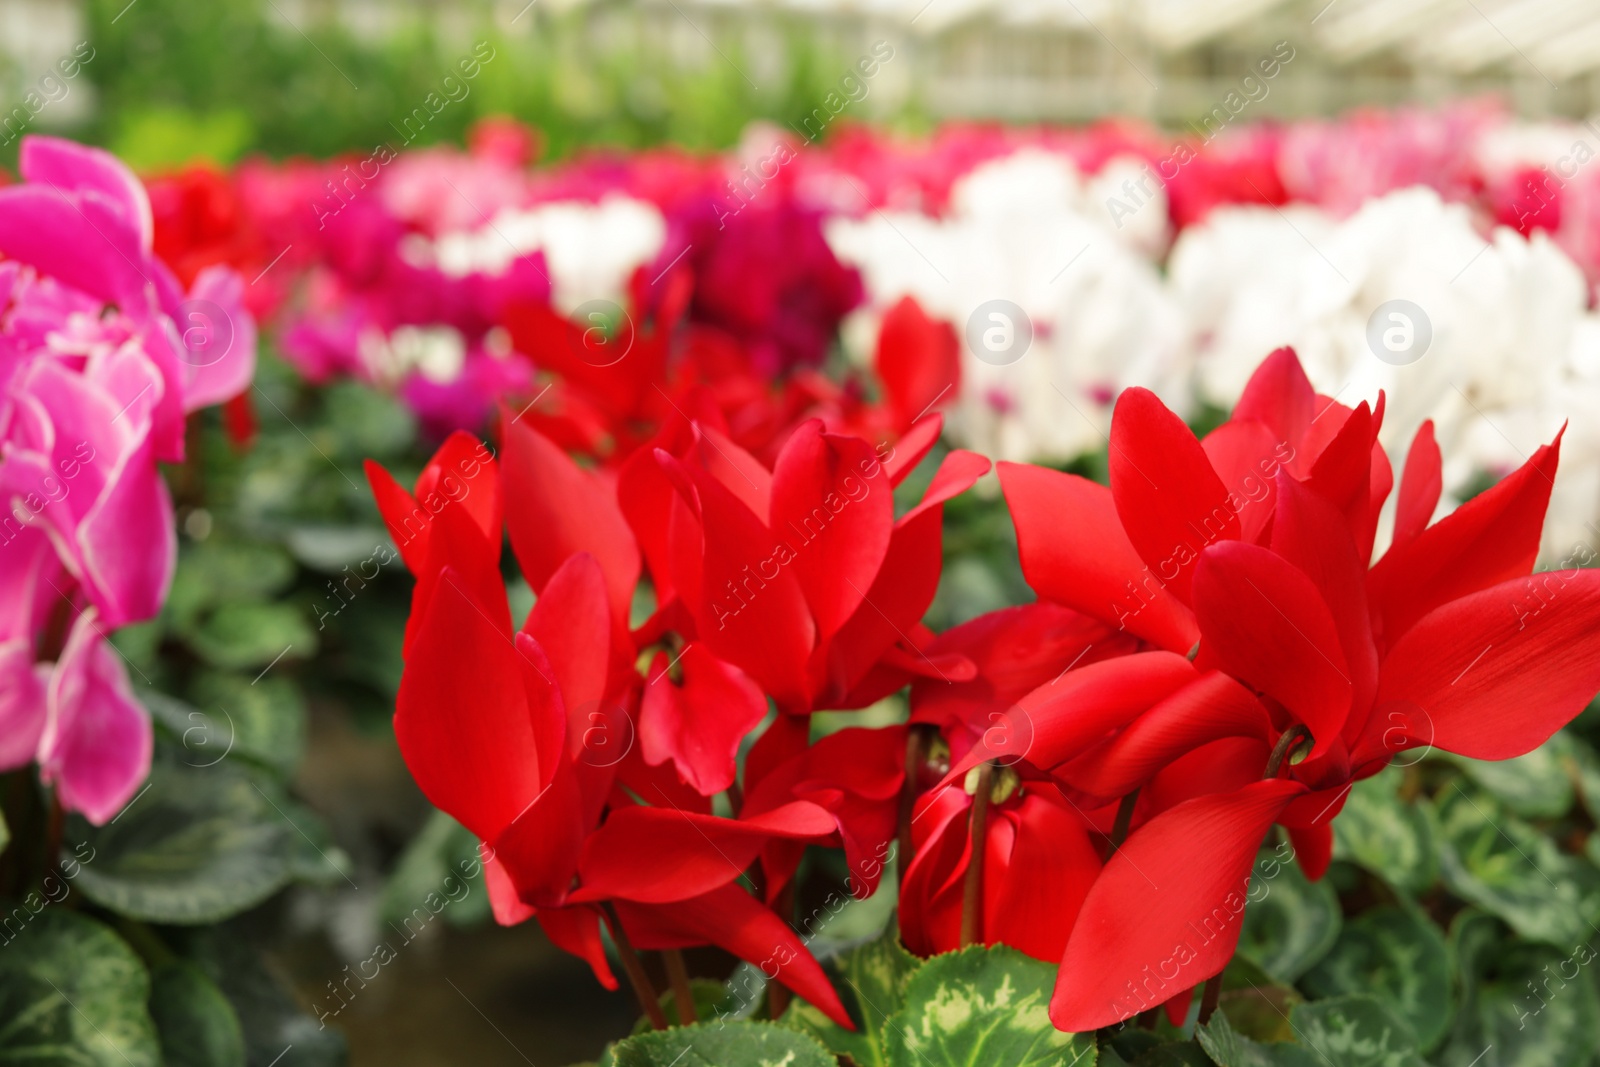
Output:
[
  {"xmin": 0, "ymin": 137, "xmax": 255, "ymax": 823},
  {"xmin": 374, "ymin": 344, "xmax": 1600, "ymax": 1061}
]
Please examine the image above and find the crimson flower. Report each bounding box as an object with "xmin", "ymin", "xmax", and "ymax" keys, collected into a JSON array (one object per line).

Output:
[
  {"xmin": 956, "ymin": 348, "xmax": 1600, "ymax": 1031},
  {"xmin": 367, "ymin": 431, "xmax": 857, "ymax": 1027}
]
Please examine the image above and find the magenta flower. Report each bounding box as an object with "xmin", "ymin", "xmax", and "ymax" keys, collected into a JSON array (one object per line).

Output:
[{"xmin": 0, "ymin": 136, "xmax": 256, "ymax": 823}]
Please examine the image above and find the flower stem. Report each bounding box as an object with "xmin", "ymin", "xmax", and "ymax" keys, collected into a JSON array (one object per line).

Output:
[
  {"xmin": 898, "ymin": 723, "xmax": 932, "ymax": 892},
  {"xmin": 1198, "ymin": 973, "xmax": 1223, "ymax": 1025},
  {"xmin": 1264, "ymin": 725, "xmax": 1311, "ymax": 779},
  {"xmin": 602, "ymin": 902, "xmax": 668, "ymax": 1030},
  {"xmin": 663, "ymin": 948, "xmax": 697, "ymax": 1025},
  {"xmin": 41, "ymin": 791, "xmax": 62, "ymax": 887},
  {"xmin": 1104, "ymin": 788, "xmax": 1140, "ymax": 862},
  {"xmin": 768, "ymin": 880, "xmax": 795, "ymax": 1019},
  {"xmin": 959, "ymin": 760, "xmax": 995, "ymax": 948}
]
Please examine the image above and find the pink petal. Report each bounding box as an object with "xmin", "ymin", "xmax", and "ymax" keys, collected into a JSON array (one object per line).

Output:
[{"xmin": 40, "ymin": 610, "xmax": 152, "ymax": 825}]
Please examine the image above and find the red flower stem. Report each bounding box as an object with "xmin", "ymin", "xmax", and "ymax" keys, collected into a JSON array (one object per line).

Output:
[
  {"xmin": 1204, "ymin": 724, "xmax": 1312, "ymax": 1026},
  {"xmin": 602, "ymin": 902, "xmax": 668, "ymax": 1030},
  {"xmin": 1198, "ymin": 973, "xmax": 1223, "ymax": 1025},
  {"xmin": 662, "ymin": 948, "xmax": 697, "ymax": 1025},
  {"xmin": 897, "ymin": 724, "xmax": 932, "ymax": 891},
  {"xmin": 1104, "ymin": 788, "xmax": 1140, "ymax": 862},
  {"xmin": 768, "ymin": 880, "xmax": 796, "ymax": 1019},
  {"xmin": 959, "ymin": 760, "xmax": 996, "ymax": 948}
]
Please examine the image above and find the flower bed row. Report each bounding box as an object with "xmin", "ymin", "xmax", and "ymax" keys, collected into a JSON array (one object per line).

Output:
[{"xmin": 5, "ymin": 107, "xmax": 1600, "ymax": 1065}]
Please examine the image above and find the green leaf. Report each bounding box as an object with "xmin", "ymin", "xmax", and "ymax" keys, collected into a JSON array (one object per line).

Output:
[
  {"xmin": 1217, "ymin": 956, "xmax": 1303, "ymax": 1044},
  {"xmin": 1567, "ymin": 734, "xmax": 1600, "ymax": 825},
  {"xmin": 166, "ymin": 540, "xmax": 297, "ymax": 628},
  {"xmin": 1329, "ymin": 767, "xmax": 1438, "ymax": 894},
  {"xmin": 0, "ymin": 909, "xmax": 160, "ymax": 1067},
  {"xmin": 884, "ymin": 944, "xmax": 1097, "ymax": 1067},
  {"xmin": 1300, "ymin": 905, "xmax": 1451, "ymax": 1051},
  {"xmin": 783, "ymin": 925, "xmax": 921, "ymax": 1066},
  {"xmin": 149, "ymin": 961, "xmax": 247, "ymax": 1067},
  {"xmin": 379, "ymin": 809, "xmax": 490, "ymax": 932},
  {"xmin": 1436, "ymin": 910, "xmax": 1600, "ymax": 1067},
  {"xmin": 1236, "ymin": 844, "xmax": 1341, "ymax": 982},
  {"xmin": 632, "ymin": 980, "xmax": 739, "ymax": 1035},
  {"xmin": 1105, "ymin": 1030, "xmax": 1162, "ymax": 1065},
  {"xmin": 1441, "ymin": 735, "xmax": 1575, "ymax": 819},
  {"xmin": 612, "ymin": 1021, "xmax": 835, "ymax": 1067},
  {"xmin": 1131, "ymin": 1043, "xmax": 1211, "ymax": 1066},
  {"xmin": 1289, "ymin": 995, "xmax": 1426, "ymax": 1067},
  {"xmin": 284, "ymin": 524, "xmax": 394, "ymax": 572},
  {"xmin": 68, "ymin": 748, "xmax": 303, "ymax": 924},
  {"xmin": 182, "ymin": 602, "xmax": 316, "ymax": 671},
  {"xmin": 0, "ymin": 810, "xmax": 7, "ymax": 856},
  {"xmin": 1198, "ymin": 1010, "xmax": 1319, "ymax": 1067},
  {"xmin": 321, "ymin": 380, "xmax": 418, "ymax": 458},
  {"xmin": 145, "ymin": 680, "xmax": 305, "ymax": 779},
  {"xmin": 172, "ymin": 925, "xmax": 348, "ymax": 1066},
  {"xmin": 1435, "ymin": 786, "xmax": 1600, "ymax": 947}
]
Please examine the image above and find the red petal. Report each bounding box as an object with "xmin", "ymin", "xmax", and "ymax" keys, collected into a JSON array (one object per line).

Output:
[
  {"xmin": 901, "ymin": 448, "xmax": 991, "ymax": 523},
  {"xmin": 875, "ymin": 296, "xmax": 960, "ymax": 433},
  {"xmin": 999, "ymin": 462, "xmax": 1198, "ymax": 652},
  {"xmin": 1141, "ymin": 737, "xmax": 1273, "ymax": 818},
  {"xmin": 616, "ymin": 884, "xmax": 855, "ymax": 1030},
  {"xmin": 1300, "ymin": 401, "xmax": 1381, "ymax": 558},
  {"xmin": 366, "ymin": 432, "xmax": 500, "ymax": 578},
  {"xmin": 984, "ymin": 796, "xmax": 1100, "ymax": 962},
  {"xmin": 414, "ymin": 431, "xmax": 501, "ymax": 547},
  {"xmin": 538, "ymin": 904, "xmax": 618, "ymax": 990},
  {"xmin": 821, "ymin": 450, "xmax": 987, "ymax": 701},
  {"xmin": 365, "ymin": 460, "xmax": 428, "ymax": 574},
  {"xmin": 1200, "ymin": 420, "xmax": 1288, "ymax": 544},
  {"xmin": 744, "ymin": 713, "xmax": 809, "ymax": 797},
  {"xmin": 744, "ymin": 725, "xmax": 906, "ymax": 898},
  {"xmin": 911, "ymin": 603, "xmax": 1138, "ymax": 737},
  {"xmin": 1232, "ymin": 347, "xmax": 1314, "ymax": 449},
  {"xmin": 899, "ymin": 788, "xmax": 972, "ymax": 957},
  {"xmin": 489, "ymin": 753, "xmax": 587, "ymax": 908},
  {"xmin": 1369, "ymin": 431, "xmax": 1561, "ymax": 648},
  {"xmin": 483, "ymin": 847, "xmax": 536, "ymax": 926},
  {"xmin": 769, "ymin": 421, "xmax": 894, "ymax": 640},
  {"xmin": 520, "ymin": 553, "xmax": 612, "ymax": 741},
  {"xmin": 694, "ymin": 424, "xmax": 773, "ymax": 525},
  {"xmin": 1051, "ymin": 779, "xmax": 1307, "ymax": 1031},
  {"xmin": 1110, "ymin": 388, "xmax": 1238, "ymax": 604},
  {"xmin": 661, "ymin": 452, "xmax": 817, "ymax": 711},
  {"xmin": 574, "ymin": 801, "xmax": 835, "ymax": 904},
  {"xmin": 1058, "ymin": 671, "xmax": 1274, "ymax": 801},
  {"xmin": 639, "ymin": 645, "xmax": 768, "ymax": 796},
  {"xmin": 947, "ymin": 651, "xmax": 1198, "ymax": 780},
  {"xmin": 1375, "ymin": 569, "xmax": 1600, "ymax": 760},
  {"xmin": 1392, "ymin": 420, "xmax": 1442, "ymax": 549},
  {"xmin": 1193, "ymin": 542, "xmax": 1352, "ymax": 758},
  {"xmin": 502, "ymin": 417, "xmax": 640, "ymax": 627},
  {"xmin": 394, "ymin": 566, "xmax": 539, "ymax": 842},
  {"xmin": 1289, "ymin": 822, "xmax": 1333, "ymax": 881},
  {"xmin": 884, "ymin": 415, "xmax": 943, "ymax": 487},
  {"xmin": 1270, "ymin": 476, "xmax": 1378, "ymax": 732}
]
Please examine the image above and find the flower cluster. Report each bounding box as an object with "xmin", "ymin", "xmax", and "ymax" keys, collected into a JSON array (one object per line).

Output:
[
  {"xmin": 143, "ymin": 109, "xmax": 1600, "ymax": 564},
  {"xmin": 0, "ymin": 137, "xmax": 256, "ymax": 823},
  {"xmin": 367, "ymin": 406, "xmax": 985, "ymax": 1021},
  {"xmin": 372, "ymin": 342, "xmax": 1600, "ymax": 1033}
]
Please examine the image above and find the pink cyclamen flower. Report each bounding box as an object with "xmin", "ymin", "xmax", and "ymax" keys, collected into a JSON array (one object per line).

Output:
[{"xmin": 0, "ymin": 136, "xmax": 256, "ymax": 823}]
